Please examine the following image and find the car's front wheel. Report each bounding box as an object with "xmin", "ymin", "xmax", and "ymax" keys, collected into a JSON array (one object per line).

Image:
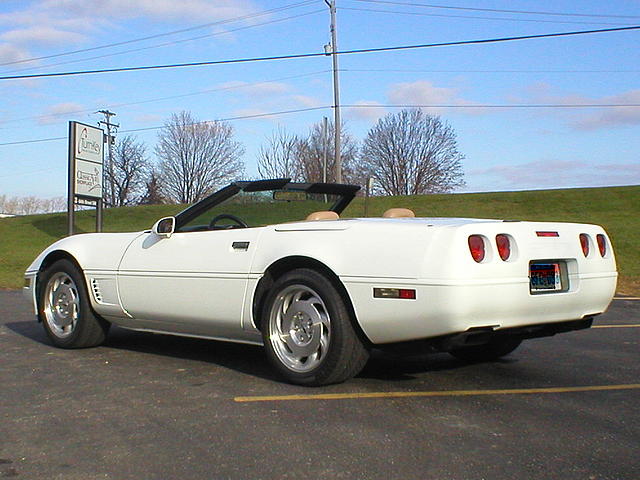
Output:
[
  {"xmin": 38, "ymin": 259, "xmax": 109, "ymax": 348},
  {"xmin": 261, "ymin": 268, "xmax": 369, "ymax": 386},
  {"xmin": 449, "ymin": 336, "xmax": 522, "ymax": 362}
]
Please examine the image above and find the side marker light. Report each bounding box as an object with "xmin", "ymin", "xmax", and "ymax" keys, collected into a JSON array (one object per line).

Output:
[{"xmin": 373, "ymin": 288, "xmax": 416, "ymax": 299}]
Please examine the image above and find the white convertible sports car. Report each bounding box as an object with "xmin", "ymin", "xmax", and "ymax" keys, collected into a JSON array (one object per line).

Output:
[{"xmin": 24, "ymin": 179, "xmax": 617, "ymax": 385}]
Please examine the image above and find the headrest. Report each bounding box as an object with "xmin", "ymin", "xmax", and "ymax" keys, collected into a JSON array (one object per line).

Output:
[
  {"xmin": 383, "ymin": 208, "xmax": 416, "ymax": 218},
  {"xmin": 306, "ymin": 211, "xmax": 339, "ymax": 221}
]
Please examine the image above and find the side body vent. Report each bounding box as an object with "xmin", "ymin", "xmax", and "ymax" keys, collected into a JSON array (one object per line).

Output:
[{"xmin": 91, "ymin": 278, "xmax": 103, "ymax": 303}]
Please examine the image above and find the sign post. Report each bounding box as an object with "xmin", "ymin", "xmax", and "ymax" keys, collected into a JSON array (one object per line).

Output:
[{"xmin": 68, "ymin": 121, "xmax": 105, "ymax": 236}]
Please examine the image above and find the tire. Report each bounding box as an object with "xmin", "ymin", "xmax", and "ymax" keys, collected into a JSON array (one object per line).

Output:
[
  {"xmin": 37, "ymin": 259, "xmax": 110, "ymax": 348},
  {"xmin": 261, "ymin": 268, "xmax": 369, "ymax": 386},
  {"xmin": 449, "ymin": 336, "xmax": 522, "ymax": 362}
]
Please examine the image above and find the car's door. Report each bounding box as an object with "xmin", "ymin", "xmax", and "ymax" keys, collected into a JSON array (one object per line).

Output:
[{"xmin": 117, "ymin": 227, "xmax": 263, "ymax": 339}]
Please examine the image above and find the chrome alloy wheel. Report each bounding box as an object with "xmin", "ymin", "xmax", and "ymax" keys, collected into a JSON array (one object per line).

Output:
[
  {"xmin": 43, "ymin": 272, "xmax": 80, "ymax": 338},
  {"xmin": 267, "ymin": 284, "xmax": 331, "ymax": 373}
]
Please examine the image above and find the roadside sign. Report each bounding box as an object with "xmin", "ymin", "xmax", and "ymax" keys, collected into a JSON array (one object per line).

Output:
[{"xmin": 68, "ymin": 121, "xmax": 105, "ymax": 235}]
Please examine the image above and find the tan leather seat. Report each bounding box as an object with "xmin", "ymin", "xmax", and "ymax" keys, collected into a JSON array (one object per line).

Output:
[
  {"xmin": 383, "ymin": 208, "xmax": 415, "ymax": 218},
  {"xmin": 305, "ymin": 211, "xmax": 339, "ymax": 221}
]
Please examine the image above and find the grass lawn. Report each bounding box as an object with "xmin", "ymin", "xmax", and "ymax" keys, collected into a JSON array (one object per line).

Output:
[{"xmin": 1, "ymin": 185, "xmax": 637, "ymax": 294}]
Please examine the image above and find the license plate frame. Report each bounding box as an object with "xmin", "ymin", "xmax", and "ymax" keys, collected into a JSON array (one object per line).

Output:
[{"xmin": 529, "ymin": 261, "xmax": 567, "ymax": 294}]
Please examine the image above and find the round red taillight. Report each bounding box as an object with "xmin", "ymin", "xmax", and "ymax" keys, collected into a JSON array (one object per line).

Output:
[
  {"xmin": 468, "ymin": 235, "xmax": 485, "ymax": 263},
  {"xmin": 496, "ymin": 234, "xmax": 511, "ymax": 261},
  {"xmin": 596, "ymin": 234, "xmax": 607, "ymax": 257},
  {"xmin": 579, "ymin": 234, "xmax": 590, "ymax": 257}
]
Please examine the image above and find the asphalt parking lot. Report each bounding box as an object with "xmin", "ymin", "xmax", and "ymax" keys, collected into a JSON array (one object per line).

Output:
[{"xmin": 1, "ymin": 290, "xmax": 638, "ymax": 480}]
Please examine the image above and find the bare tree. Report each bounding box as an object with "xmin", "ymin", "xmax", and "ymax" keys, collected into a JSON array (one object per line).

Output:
[
  {"xmin": 298, "ymin": 120, "xmax": 359, "ymax": 184},
  {"xmin": 105, "ymin": 135, "xmax": 149, "ymax": 207},
  {"xmin": 359, "ymin": 109, "xmax": 465, "ymax": 195},
  {"xmin": 139, "ymin": 168, "xmax": 167, "ymax": 205},
  {"xmin": 0, "ymin": 195, "xmax": 66, "ymax": 215},
  {"xmin": 257, "ymin": 127, "xmax": 302, "ymax": 180},
  {"xmin": 42, "ymin": 196, "xmax": 66, "ymax": 212},
  {"xmin": 156, "ymin": 111, "xmax": 244, "ymax": 204}
]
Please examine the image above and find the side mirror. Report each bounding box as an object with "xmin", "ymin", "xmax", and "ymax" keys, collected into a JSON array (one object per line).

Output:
[{"xmin": 152, "ymin": 217, "xmax": 176, "ymax": 238}]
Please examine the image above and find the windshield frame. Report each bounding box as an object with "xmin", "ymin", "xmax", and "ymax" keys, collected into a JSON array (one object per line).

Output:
[{"xmin": 173, "ymin": 179, "xmax": 360, "ymax": 230}]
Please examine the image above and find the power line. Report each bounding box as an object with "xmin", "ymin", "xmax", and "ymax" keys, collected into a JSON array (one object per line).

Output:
[
  {"xmin": 3, "ymin": 9, "xmax": 325, "ymax": 76},
  {"xmin": 341, "ymin": 6, "xmax": 636, "ymax": 26},
  {"xmin": 3, "ymin": 102, "xmax": 640, "ymax": 148},
  {"xmin": 121, "ymin": 107, "xmax": 330, "ymax": 134},
  {"xmin": 0, "ymin": 1, "xmax": 317, "ymax": 68},
  {"xmin": 343, "ymin": 103, "xmax": 640, "ymax": 108},
  {"xmin": 353, "ymin": 0, "xmax": 640, "ymax": 20},
  {"xmin": 1, "ymin": 25, "xmax": 638, "ymax": 82},
  {"xmin": 342, "ymin": 68, "xmax": 640, "ymax": 73},
  {"xmin": 0, "ymin": 106, "xmax": 331, "ymax": 147},
  {"xmin": 0, "ymin": 70, "xmax": 330, "ymax": 127}
]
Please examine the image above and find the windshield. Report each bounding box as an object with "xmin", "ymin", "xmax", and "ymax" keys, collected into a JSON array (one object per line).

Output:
[
  {"xmin": 170, "ymin": 179, "xmax": 360, "ymax": 233},
  {"xmin": 177, "ymin": 189, "xmax": 343, "ymax": 232}
]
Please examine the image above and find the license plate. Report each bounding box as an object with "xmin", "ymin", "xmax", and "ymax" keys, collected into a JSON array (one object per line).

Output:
[{"xmin": 530, "ymin": 262, "xmax": 562, "ymax": 293}]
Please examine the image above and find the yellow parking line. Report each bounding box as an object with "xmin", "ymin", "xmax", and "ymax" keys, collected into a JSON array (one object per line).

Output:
[
  {"xmin": 593, "ymin": 324, "xmax": 640, "ymax": 329},
  {"xmin": 614, "ymin": 297, "xmax": 640, "ymax": 300},
  {"xmin": 234, "ymin": 383, "xmax": 640, "ymax": 403}
]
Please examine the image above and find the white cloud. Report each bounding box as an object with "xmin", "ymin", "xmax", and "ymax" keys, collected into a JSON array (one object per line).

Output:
[
  {"xmin": 345, "ymin": 100, "xmax": 386, "ymax": 122},
  {"xmin": 219, "ymin": 81, "xmax": 290, "ymax": 97},
  {"xmin": 38, "ymin": 102, "xmax": 85, "ymax": 125},
  {"xmin": 229, "ymin": 107, "xmax": 280, "ymax": 122},
  {"xmin": 218, "ymin": 79, "xmax": 323, "ymax": 120},
  {"xmin": 0, "ymin": 43, "xmax": 29, "ymax": 63},
  {"xmin": 40, "ymin": 0, "xmax": 259, "ymax": 23},
  {"xmin": 134, "ymin": 113, "xmax": 164, "ymax": 124},
  {"xmin": 572, "ymin": 90, "xmax": 640, "ymax": 131},
  {"xmin": 290, "ymin": 95, "xmax": 322, "ymax": 108},
  {"xmin": 0, "ymin": 0, "xmax": 261, "ymax": 67},
  {"xmin": 387, "ymin": 80, "xmax": 482, "ymax": 115},
  {"xmin": 515, "ymin": 84, "xmax": 640, "ymax": 131},
  {"xmin": 470, "ymin": 159, "xmax": 640, "ymax": 190},
  {"xmin": 1, "ymin": 26, "xmax": 86, "ymax": 46}
]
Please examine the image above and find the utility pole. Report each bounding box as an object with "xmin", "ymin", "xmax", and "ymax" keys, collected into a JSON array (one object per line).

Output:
[
  {"xmin": 322, "ymin": 116, "xmax": 328, "ymax": 184},
  {"xmin": 97, "ymin": 110, "xmax": 119, "ymax": 211},
  {"xmin": 322, "ymin": 116, "xmax": 329, "ymax": 202},
  {"xmin": 324, "ymin": 0, "xmax": 342, "ymax": 183}
]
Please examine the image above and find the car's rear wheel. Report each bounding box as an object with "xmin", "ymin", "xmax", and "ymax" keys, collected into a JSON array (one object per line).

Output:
[
  {"xmin": 261, "ymin": 268, "xmax": 369, "ymax": 386},
  {"xmin": 38, "ymin": 259, "xmax": 109, "ymax": 348},
  {"xmin": 449, "ymin": 336, "xmax": 522, "ymax": 362}
]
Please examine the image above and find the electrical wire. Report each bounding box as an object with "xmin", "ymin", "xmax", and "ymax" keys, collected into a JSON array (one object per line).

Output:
[
  {"xmin": 0, "ymin": 1, "xmax": 317, "ymax": 68},
  {"xmin": 341, "ymin": 6, "xmax": 636, "ymax": 26},
  {"xmin": 4, "ymin": 9, "xmax": 325, "ymax": 76},
  {"xmin": 1, "ymin": 25, "xmax": 638, "ymax": 82},
  {"xmin": 3, "ymin": 101, "xmax": 640, "ymax": 148},
  {"xmin": 343, "ymin": 103, "xmax": 640, "ymax": 108},
  {"xmin": 352, "ymin": 0, "xmax": 640, "ymax": 20},
  {"xmin": 0, "ymin": 70, "xmax": 330, "ymax": 127},
  {"xmin": 0, "ymin": 106, "xmax": 332, "ymax": 147},
  {"xmin": 341, "ymin": 68, "xmax": 640, "ymax": 73}
]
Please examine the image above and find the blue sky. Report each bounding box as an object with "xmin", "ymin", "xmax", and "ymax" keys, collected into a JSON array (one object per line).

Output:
[{"xmin": 0, "ymin": 0, "xmax": 639, "ymax": 198}]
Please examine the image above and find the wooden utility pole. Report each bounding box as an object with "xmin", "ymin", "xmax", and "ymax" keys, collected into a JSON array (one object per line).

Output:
[
  {"xmin": 98, "ymin": 110, "xmax": 118, "ymax": 211},
  {"xmin": 324, "ymin": 0, "xmax": 342, "ymax": 183}
]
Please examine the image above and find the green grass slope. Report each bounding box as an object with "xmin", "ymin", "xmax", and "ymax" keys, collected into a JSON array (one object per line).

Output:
[{"xmin": 1, "ymin": 185, "xmax": 637, "ymax": 294}]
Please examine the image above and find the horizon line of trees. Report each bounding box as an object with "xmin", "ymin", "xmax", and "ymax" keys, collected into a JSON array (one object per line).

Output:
[{"xmin": 1, "ymin": 108, "xmax": 465, "ymax": 215}]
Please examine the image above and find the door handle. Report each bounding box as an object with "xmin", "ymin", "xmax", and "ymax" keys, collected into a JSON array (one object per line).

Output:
[{"xmin": 232, "ymin": 241, "xmax": 250, "ymax": 251}]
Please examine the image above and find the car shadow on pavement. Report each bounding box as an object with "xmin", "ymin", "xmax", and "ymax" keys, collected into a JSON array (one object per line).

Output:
[
  {"xmin": 104, "ymin": 326, "xmax": 281, "ymax": 382},
  {"xmin": 357, "ymin": 350, "xmax": 516, "ymax": 382},
  {"xmin": 4, "ymin": 320, "xmax": 280, "ymax": 383},
  {"xmin": 5, "ymin": 319, "xmax": 505, "ymax": 384}
]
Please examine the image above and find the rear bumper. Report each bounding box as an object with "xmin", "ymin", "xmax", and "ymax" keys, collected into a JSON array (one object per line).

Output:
[{"xmin": 343, "ymin": 272, "xmax": 617, "ymax": 344}]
